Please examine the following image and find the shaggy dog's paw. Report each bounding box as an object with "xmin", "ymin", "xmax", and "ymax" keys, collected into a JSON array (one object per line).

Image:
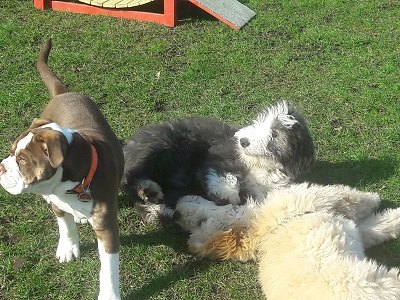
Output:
[
  {"xmin": 207, "ymin": 172, "xmax": 241, "ymax": 205},
  {"xmin": 136, "ymin": 179, "xmax": 164, "ymax": 204},
  {"xmin": 56, "ymin": 238, "xmax": 80, "ymax": 262},
  {"xmin": 134, "ymin": 203, "xmax": 174, "ymax": 225}
]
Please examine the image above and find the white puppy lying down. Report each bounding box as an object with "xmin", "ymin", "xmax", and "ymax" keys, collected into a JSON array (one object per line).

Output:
[{"xmin": 173, "ymin": 183, "xmax": 400, "ymax": 299}]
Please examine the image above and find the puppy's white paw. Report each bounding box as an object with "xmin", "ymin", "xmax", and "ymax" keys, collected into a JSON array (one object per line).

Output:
[
  {"xmin": 97, "ymin": 292, "xmax": 121, "ymax": 300},
  {"xmin": 56, "ymin": 238, "xmax": 80, "ymax": 262},
  {"xmin": 74, "ymin": 217, "xmax": 89, "ymax": 224}
]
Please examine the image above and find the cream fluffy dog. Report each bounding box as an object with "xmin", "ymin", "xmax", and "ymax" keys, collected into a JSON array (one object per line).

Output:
[{"xmin": 174, "ymin": 183, "xmax": 400, "ymax": 299}]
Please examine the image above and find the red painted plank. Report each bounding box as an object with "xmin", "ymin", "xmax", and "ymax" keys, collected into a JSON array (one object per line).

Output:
[{"xmin": 34, "ymin": 0, "xmax": 176, "ymax": 27}]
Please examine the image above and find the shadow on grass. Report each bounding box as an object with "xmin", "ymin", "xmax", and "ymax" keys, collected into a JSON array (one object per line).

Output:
[
  {"xmin": 120, "ymin": 222, "xmax": 212, "ymax": 299},
  {"xmin": 124, "ymin": 257, "xmax": 212, "ymax": 299},
  {"xmin": 299, "ymin": 156, "xmax": 398, "ymax": 188},
  {"xmin": 121, "ymin": 224, "xmax": 189, "ymax": 253}
]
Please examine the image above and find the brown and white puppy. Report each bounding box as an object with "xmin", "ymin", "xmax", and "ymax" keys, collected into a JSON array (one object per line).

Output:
[{"xmin": 0, "ymin": 39, "xmax": 124, "ymax": 300}]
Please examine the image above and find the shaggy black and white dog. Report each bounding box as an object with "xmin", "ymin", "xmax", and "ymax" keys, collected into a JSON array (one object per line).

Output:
[{"xmin": 121, "ymin": 101, "xmax": 315, "ymax": 222}]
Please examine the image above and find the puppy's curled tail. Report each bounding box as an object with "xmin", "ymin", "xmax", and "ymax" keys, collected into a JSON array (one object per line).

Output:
[
  {"xmin": 188, "ymin": 226, "xmax": 258, "ymax": 261},
  {"xmin": 37, "ymin": 38, "xmax": 67, "ymax": 97}
]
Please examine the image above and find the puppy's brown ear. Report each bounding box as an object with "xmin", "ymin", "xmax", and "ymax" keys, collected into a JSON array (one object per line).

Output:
[
  {"xmin": 29, "ymin": 118, "xmax": 52, "ymax": 129},
  {"xmin": 10, "ymin": 118, "xmax": 53, "ymax": 155},
  {"xmin": 35, "ymin": 130, "xmax": 68, "ymax": 168}
]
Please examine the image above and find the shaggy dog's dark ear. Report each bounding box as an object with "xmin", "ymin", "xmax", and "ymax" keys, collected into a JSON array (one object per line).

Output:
[{"xmin": 278, "ymin": 114, "xmax": 298, "ymax": 128}]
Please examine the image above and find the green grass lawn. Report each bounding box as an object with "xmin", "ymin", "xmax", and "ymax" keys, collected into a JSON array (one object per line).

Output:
[{"xmin": 0, "ymin": 0, "xmax": 400, "ymax": 299}]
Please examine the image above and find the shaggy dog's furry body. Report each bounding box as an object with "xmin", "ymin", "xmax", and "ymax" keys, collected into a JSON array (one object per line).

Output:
[
  {"xmin": 122, "ymin": 102, "xmax": 314, "ymax": 222},
  {"xmin": 122, "ymin": 117, "xmax": 238, "ymax": 206},
  {"xmin": 174, "ymin": 183, "xmax": 400, "ymax": 299}
]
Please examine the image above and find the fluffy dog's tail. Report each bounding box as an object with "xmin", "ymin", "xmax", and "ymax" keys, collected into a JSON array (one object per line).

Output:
[
  {"xmin": 188, "ymin": 225, "xmax": 259, "ymax": 261},
  {"xmin": 37, "ymin": 38, "xmax": 68, "ymax": 97}
]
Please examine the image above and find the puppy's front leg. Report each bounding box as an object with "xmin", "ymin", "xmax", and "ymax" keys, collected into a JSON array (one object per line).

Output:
[
  {"xmin": 52, "ymin": 204, "xmax": 80, "ymax": 262},
  {"xmin": 91, "ymin": 207, "xmax": 120, "ymax": 300}
]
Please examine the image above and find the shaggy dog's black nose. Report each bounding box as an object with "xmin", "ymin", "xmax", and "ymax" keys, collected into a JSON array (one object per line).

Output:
[{"xmin": 240, "ymin": 138, "xmax": 250, "ymax": 148}]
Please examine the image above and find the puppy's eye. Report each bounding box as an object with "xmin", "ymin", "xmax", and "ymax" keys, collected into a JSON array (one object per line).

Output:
[
  {"xmin": 17, "ymin": 156, "xmax": 27, "ymax": 165},
  {"xmin": 272, "ymin": 131, "xmax": 278, "ymax": 138}
]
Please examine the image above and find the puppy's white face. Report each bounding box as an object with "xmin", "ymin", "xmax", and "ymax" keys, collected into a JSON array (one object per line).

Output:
[
  {"xmin": 0, "ymin": 123, "xmax": 73, "ymax": 195},
  {"xmin": 234, "ymin": 101, "xmax": 298, "ymax": 158}
]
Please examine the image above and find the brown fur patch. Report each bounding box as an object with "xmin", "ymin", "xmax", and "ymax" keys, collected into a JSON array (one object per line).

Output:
[
  {"xmin": 189, "ymin": 226, "xmax": 256, "ymax": 261},
  {"xmin": 91, "ymin": 201, "xmax": 120, "ymax": 254}
]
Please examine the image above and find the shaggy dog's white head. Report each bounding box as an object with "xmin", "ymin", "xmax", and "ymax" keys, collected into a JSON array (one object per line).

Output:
[{"xmin": 234, "ymin": 101, "xmax": 314, "ymax": 177}]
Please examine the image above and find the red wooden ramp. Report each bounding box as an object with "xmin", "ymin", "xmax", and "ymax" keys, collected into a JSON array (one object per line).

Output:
[{"xmin": 33, "ymin": 0, "xmax": 255, "ymax": 29}]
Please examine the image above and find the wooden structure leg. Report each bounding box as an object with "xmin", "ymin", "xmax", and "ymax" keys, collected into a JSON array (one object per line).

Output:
[{"xmin": 33, "ymin": 0, "xmax": 177, "ymax": 27}]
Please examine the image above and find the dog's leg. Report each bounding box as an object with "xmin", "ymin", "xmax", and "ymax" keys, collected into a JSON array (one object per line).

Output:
[
  {"xmin": 203, "ymin": 169, "xmax": 241, "ymax": 205},
  {"xmin": 175, "ymin": 195, "xmax": 257, "ymax": 260},
  {"xmin": 331, "ymin": 186, "xmax": 381, "ymax": 222},
  {"xmin": 135, "ymin": 178, "xmax": 164, "ymax": 204},
  {"xmin": 96, "ymin": 238, "xmax": 120, "ymax": 300},
  {"xmin": 90, "ymin": 204, "xmax": 120, "ymax": 300},
  {"xmin": 174, "ymin": 195, "xmax": 257, "ymax": 232},
  {"xmin": 52, "ymin": 204, "xmax": 80, "ymax": 262},
  {"xmin": 358, "ymin": 208, "xmax": 400, "ymax": 248},
  {"xmin": 289, "ymin": 183, "xmax": 381, "ymax": 222},
  {"xmin": 174, "ymin": 195, "xmax": 214, "ymax": 231},
  {"xmin": 134, "ymin": 202, "xmax": 175, "ymax": 225}
]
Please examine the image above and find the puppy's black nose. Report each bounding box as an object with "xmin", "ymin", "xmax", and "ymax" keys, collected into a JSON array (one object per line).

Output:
[{"xmin": 240, "ymin": 138, "xmax": 250, "ymax": 148}]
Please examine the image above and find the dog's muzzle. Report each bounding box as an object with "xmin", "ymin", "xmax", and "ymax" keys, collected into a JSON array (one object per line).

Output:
[{"xmin": 0, "ymin": 156, "xmax": 26, "ymax": 195}]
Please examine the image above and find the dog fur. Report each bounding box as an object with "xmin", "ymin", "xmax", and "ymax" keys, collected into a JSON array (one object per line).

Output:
[
  {"xmin": 122, "ymin": 101, "xmax": 314, "ymax": 223},
  {"xmin": 174, "ymin": 183, "xmax": 400, "ymax": 299}
]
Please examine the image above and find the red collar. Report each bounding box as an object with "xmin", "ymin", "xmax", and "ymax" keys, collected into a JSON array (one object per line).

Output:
[{"xmin": 67, "ymin": 143, "xmax": 98, "ymax": 202}]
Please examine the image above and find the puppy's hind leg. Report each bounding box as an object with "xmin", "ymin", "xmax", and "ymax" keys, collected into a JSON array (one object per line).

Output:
[
  {"xmin": 358, "ymin": 207, "xmax": 400, "ymax": 248},
  {"xmin": 90, "ymin": 201, "xmax": 120, "ymax": 300}
]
